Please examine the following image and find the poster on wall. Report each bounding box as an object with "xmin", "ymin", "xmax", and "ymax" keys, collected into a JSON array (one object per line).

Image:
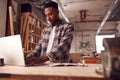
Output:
[{"xmin": 71, "ymin": 31, "xmax": 95, "ymax": 56}]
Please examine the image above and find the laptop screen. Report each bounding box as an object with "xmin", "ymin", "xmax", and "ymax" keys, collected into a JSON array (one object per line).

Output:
[{"xmin": 0, "ymin": 35, "xmax": 25, "ymax": 66}]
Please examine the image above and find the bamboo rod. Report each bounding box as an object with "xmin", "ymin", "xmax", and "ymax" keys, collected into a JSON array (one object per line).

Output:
[{"xmin": 9, "ymin": 6, "xmax": 14, "ymax": 35}]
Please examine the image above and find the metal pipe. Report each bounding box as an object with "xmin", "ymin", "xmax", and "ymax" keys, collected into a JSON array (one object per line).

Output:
[
  {"xmin": 96, "ymin": 0, "xmax": 119, "ymax": 35},
  {"xmin": 75, "ymin": 19, "xmax": 120, "ymax": 23}
]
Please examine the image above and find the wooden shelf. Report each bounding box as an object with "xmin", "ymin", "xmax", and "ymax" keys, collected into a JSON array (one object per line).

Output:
[
  {"xmin": 20, "ymin": 12, "xmax": 46, "ymax": 54},
  {"xmin": 29, "ymin": 32, "xmax": 41, "ymax": 37}
]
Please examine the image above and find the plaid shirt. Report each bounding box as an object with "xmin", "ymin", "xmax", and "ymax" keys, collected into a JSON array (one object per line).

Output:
[{"xmin": 28, "ymin": 19, "xmax": 74, "ymax": 62}]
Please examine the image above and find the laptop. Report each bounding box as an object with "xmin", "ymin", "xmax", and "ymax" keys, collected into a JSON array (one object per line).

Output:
[
  {"xmin": 0, "ymin": 35, "xmax": 47, "ymax": 66},
  {"xmin": 0, "ymin": 35, "xmax": 25, "ymax": 66}
]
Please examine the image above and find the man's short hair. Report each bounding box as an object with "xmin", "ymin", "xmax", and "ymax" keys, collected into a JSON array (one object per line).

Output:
[{"xmin": 44, "ymin": 1, "xmax": 58, "ymax": 9}]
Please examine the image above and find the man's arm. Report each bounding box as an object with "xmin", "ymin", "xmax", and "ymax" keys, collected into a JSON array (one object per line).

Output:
[
  {"xmin": 26, "ymin": 39, "xmax": 42, "ymax": 57},
  {"xmin": 25, "ymin": 30, "xmax": 49, "ymax": 64}
]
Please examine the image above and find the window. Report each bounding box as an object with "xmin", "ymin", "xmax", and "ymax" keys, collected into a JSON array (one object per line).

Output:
[{"xmin": 96, "ymin": 35, "xmax": 115, "ymax": 53}]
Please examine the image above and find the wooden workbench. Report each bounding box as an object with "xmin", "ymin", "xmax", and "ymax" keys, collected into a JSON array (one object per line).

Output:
[{"xmin": 0, "ymin": 64, "xmax": 109, "ymax": 80}]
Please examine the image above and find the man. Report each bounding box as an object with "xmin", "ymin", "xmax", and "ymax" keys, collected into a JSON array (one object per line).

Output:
[{"xmin": 25, "ymin": 1, "xmax": 74, "ymax": 64}]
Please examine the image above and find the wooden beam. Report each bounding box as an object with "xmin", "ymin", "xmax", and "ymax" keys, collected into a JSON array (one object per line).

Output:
[{"xmin": 9, "ymin": 6, "xmax": 14, "ymax": 35}]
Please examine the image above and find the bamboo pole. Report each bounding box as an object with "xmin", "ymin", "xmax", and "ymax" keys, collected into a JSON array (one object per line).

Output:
[{"xmin": 9, "ymin": 6, "xmax": 14, "ymax": 35}]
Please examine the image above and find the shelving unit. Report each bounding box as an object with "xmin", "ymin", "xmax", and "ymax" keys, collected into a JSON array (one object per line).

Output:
[{"xmin": 20, "ymin": 12, "xmax": 46, "ymax": 54}]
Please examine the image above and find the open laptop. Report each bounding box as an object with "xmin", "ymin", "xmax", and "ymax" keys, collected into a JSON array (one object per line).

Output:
[
  {"xmin": 0, "ymin": 35, "xmax": 25, "ymax": 66},
  {"xmin": 0, "ymin": 35, "xmax": 47, "ymax": 66}
]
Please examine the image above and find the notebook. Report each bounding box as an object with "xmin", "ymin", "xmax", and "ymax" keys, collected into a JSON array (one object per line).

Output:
[{"xmin": 0, "ymin": 35, "xmax": 25, "ymax": 66}]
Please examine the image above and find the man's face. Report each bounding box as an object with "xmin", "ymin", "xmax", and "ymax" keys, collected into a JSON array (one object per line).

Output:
[{"xmin": 44, "ymin": 7, "xmax": 59, "ymax": 25}]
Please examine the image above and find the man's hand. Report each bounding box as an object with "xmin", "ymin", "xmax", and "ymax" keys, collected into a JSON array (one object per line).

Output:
[{"xmin": 25, "ymin": 55, "xmax": 49, "ymax": 64}]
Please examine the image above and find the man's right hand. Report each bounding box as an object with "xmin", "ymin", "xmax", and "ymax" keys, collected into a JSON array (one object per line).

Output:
[
  {"xmin": 25, "ymin": 57, "xmax": 41, "ymax": 64},
  {"xmin": 25, "ymin": 55, "xmax": 49, "ymax": 64}
]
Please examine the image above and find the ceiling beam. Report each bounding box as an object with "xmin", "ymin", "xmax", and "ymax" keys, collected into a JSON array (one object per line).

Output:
[{"xmin": 96, "ymin": 0, "xmax": 119, "ymax": 35}]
